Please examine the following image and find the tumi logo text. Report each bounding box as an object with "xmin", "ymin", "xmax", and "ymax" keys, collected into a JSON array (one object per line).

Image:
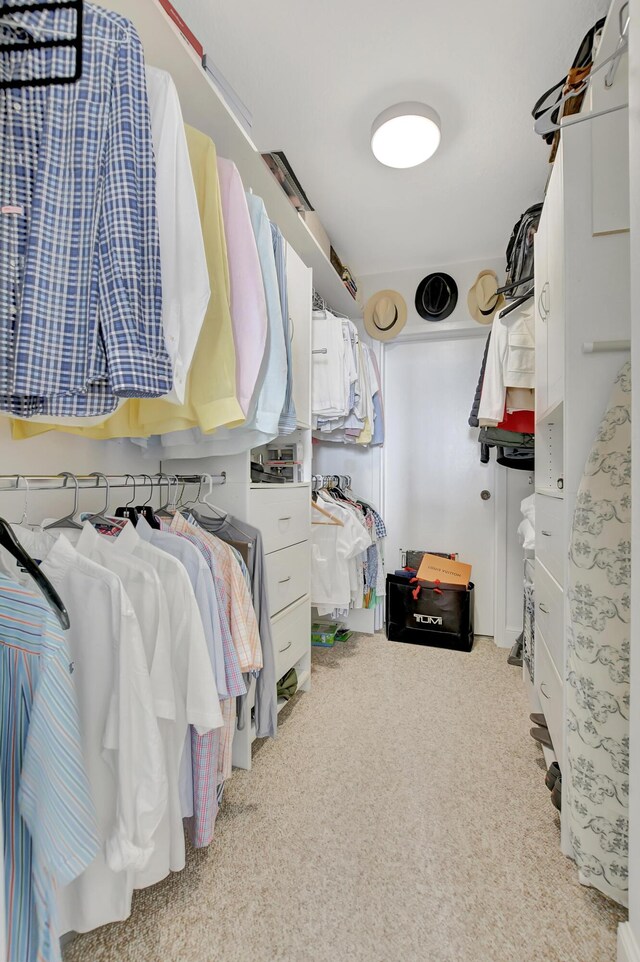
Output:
[{"xmin": 414, "ymin": 614, "xmax": 443, "ymax": 626}]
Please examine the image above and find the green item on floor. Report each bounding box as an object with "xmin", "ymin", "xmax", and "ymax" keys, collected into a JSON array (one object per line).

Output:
[
  {"xmin": 335, "ymin": 628, "xmax": 353, "ymax": 643},
  {"xmin": 277, "ymin": 668, "xmax": 298, "ymax": 701},
  {"xmin": 311, "ymin": 622, "xmax": 340, "ymax": 647}
]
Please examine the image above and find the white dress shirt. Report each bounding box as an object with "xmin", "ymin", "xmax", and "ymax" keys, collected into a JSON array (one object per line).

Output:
[
  {"xmin": 146, "ymin": 66, "xmax": 210, "ymax": 404},
  {"xmin": 2, "ymin": 530, "xmax": 168, "ymax": 934},
  {"xmin": 99, "ymin": 520, "xmax": 223, "ymax": 887}
]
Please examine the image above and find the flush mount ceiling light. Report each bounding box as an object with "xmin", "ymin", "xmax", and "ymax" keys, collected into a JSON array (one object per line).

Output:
[{"xmin": 371, "ymin": 102, "xmax": 441, "ymax": 169}]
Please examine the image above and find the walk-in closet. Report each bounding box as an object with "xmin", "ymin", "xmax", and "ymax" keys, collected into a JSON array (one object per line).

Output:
[{"xmin": 0, "ymin": 0, "xmax": 638, "ymax": 960}]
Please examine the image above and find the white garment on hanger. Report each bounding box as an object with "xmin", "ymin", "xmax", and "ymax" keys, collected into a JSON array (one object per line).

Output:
[
  {"xmin": 1, "ymin": 530, "xmax": 168, "ymax": 934},
  {"xmin": 311, "ymin": 495, "xmax": 371, "ymax": 614},
  {"xmin": 94, "ymin": 519, "xmax": 223, "ymax": 888},
  {"xmin": 478, "ymin": 305, "xmax": 535, "ymax": 425}
]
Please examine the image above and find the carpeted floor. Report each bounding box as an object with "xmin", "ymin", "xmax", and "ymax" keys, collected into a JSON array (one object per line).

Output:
[{"xmin": 64, "ymin": 634, "xmax": 626, "ymax": 962}]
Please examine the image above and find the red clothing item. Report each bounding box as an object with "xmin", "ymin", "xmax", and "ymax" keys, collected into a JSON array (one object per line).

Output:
[{"xmin": 497, "ymin": 407, "xmax": 535, "ymax": 433}]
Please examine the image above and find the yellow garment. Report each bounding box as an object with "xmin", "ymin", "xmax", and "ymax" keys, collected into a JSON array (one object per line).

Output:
[{"xmin": 11, "ymin": 125, "xmax": 243, "ymax": 442}]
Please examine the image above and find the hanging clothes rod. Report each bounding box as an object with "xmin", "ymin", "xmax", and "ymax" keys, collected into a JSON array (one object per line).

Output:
[
  {"xmin": 0, "ymin": 472, "xmax": 226, "ymax": 493},
  {"xmin": 582, "ymin": 340, "xmax": 630, "ymax": 354}
]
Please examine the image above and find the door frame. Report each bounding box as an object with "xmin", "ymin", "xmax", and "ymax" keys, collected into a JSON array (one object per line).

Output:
[{"xmin": 380, "ymin": 325, "xmax": 504, "ymax": 640}]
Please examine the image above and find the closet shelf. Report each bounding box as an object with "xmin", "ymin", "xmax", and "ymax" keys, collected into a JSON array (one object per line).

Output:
[
  {"xmin": 102, "ymin": 0, "xmax": 360, "ymax": 320},
  {"xmin": 536, "ymin": 398, "xmax": 564, "ymax": 425}
]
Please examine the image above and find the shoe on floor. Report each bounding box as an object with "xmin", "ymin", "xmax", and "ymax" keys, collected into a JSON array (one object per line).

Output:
[
  {"xmin": 551, "ymin": 773, "xmax": 562, "ymax": 811},
  {"xmin": 530, "ymin": 726, "xmax": 553, "ymax": 749},
  {"xmin": 530, "ymin": 713, "xmax": 548, "ymax": 728},
  {"xmin": 545, "ymin": 762, "xmax": 561, "ymax": 792},
  {"xmin": 507, "ymin": 636, "xmax": 523, "ymax": 667}
]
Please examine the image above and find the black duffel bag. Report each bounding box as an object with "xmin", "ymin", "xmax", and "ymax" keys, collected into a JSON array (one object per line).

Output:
[{"xmin": 386, "ymin": 574, "xmax": 474, "ymax": 652}]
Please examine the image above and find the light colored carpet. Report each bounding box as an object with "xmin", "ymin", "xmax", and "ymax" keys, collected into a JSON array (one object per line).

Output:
[{"xmin": 64, "ymin": 634, "xmax": 626, "ymax": 962}]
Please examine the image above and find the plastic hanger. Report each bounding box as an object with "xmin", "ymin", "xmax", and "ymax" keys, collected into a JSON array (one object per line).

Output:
[
  {"xmin": 155, "ymin": 473, "xmax": 177, "ymax": 519},
  {"xmin": 136, "ymin": 474, "xmax": 160, "ymax": 528},
  {"xmin": 84, "ymin": 472, "xmax": 122, "ymax": 529},
  {"xmin": 114, "ymin": 474, "xmax": 139, "ymax": 526},
  {"xmin": 9, "ymin": 475, "xmax": 30, "ymax": 528},
  {"xmin": 0, "ymin": 518, "xmax": 71, "ymax": 629},
  {"xmin": 43, "ymin": 472, "xmax": 83, "ymax": 530},
  {"xmin": 189, "ymin": 474, "xmax": 255, "ymax": 544}
]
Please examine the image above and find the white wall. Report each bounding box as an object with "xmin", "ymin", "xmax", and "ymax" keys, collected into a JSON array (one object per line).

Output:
[
  {"xmin": 360, "ymin": 256, "xmax": 529, "ymax": 647},
  {"xmin": 359, "ymin": 256, "xmax": 504, "ymax": 337},
  {"xmin": 0, "ymin": 422, "xmax": 159, "ymax": 526}
]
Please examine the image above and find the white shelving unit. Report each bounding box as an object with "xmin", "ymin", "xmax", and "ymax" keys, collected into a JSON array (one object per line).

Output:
[
  {"xmin": 530, "ymin": 0, "xmax": 630, "ymax": 857},
  {"xmin": 102, "ymin": 0, "xmax": 360, "ymax": 320}
]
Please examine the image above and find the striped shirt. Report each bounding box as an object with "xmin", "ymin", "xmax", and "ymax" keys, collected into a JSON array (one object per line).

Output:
[{"xmin": 0, "ymin": 575, "xmax": 98, "ymax": 962}]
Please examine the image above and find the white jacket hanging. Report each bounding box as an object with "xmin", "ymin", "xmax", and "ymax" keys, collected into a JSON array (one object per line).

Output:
[{"xmin": 478, "ymin": 305, "xmax": 535, "ymax": 426}]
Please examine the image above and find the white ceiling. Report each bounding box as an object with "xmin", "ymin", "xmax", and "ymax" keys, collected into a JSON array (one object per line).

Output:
[{"xmin": 173, "ymin": 0, "xmax": 610, "ymax": 277}]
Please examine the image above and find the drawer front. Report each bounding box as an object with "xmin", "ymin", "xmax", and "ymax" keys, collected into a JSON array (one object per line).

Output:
[
  {"xmin": 535, "ymin": 560, "xmax": 564, "ymax": 675},
  {"xmin": 249, "ymin": 486, "xmax": 310, "ymax": 554},
  {"xmin": 536, "ymin": 494, "xmax": 565, "ymax": 586},
  {"xmin": 535, "ymin": 629, "xmax": 564, "ymax": 769},
  {"xmin": 266, "ymin": 541, "xmax": 310, "ymax": 616},
  {"xmin": 273, "ymin": 596, "xmax": 311, "ymax": 682}
]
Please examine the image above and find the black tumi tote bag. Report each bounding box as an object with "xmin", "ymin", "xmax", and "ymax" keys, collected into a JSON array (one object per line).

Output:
[{"xmin": 386, "ymin": 574, "xmax": 475, "ymax": 652}]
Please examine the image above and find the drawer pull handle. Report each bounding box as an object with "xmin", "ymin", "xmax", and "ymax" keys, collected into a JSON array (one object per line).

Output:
[
  {"xmin": 540, "ymin": 682, "xmax": 551, "ymax": 700},
  {"xmin": 279, "ymin": 516, "xmax": 292, "ymax": 522},
  {"xmin": 539, "ymin": 603, "xmax": 549, "ymax": 614},
  {"xmin": 279, "ymin": 641, "xmax": 292, "ymax": 654},
  {"xmin": 541, "ymin": 530, "xmax": 552, "ymax": 537},
  {"xmin": 279, "ymin": 576, "xmax": 292, "ymax": 584}
]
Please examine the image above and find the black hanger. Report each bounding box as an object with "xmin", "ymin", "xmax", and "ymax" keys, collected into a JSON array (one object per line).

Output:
[
  {"xmin": 0, "ymin": 517, "xmax": 70, "ymax": 630},
  {"xmin": 115, "ymin": 474, "xmax": 138, "ymax": 526},
  {"xmin": 0, "ymin": 0, "xmax": 84, "ymax": 91},
  {"xmin": 497, "ymin": 289, "xmax": 534, "ymax": 319},
  {"xmin": 136, "ymin": 474, "xmax": 160, "ymax": 529}
]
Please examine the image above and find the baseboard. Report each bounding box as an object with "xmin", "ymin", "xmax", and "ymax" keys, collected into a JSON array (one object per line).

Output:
[
  {"xmin": 494, "ymin": 625, "xmax": 521, "ymax": 650},
  {"xmin": 618, "ymin": 923, "xmax": 640, "ymax": 962}
]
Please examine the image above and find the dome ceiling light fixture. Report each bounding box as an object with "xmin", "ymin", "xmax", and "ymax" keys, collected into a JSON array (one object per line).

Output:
[{"xmin": 371, "ymin": 102, "xmax": 441, "ymax": 169}]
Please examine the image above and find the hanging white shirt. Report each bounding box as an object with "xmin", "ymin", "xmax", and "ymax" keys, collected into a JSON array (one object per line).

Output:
[
  {"xmin": 478, "ymin": 305, "xmax": 535, "ymax": 425},
  {"xmin": 145, "ymin": 66, "xmax": 210, "ymax": 404},
  {"xmin": 98, "ymin": 520, "xmax": 222, "ymax": 887},
  {"xmin": 1, "ymin": 530, "xmax": 168, "ymax": 934},
  {"xmin": 311, "ymin": 495, "xmax": 372, "ymax": 613}
]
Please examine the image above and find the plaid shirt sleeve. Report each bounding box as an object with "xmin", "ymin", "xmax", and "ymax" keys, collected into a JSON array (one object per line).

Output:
[
  {"xmin": 96, "ymin": 23, "xmax": 171, "ymax": 400},
  {"xmin": 2, "ymin": 7, "xmax": 172, "ymax": 417}
]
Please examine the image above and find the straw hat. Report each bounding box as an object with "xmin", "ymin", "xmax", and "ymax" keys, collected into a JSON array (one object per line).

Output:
[
  {"xmin": 467, "ymin": 270, "xmax": 505, "ymax": 324},
  {"xmin": 364, "ymin": 290, "xmax": 407, "ymax": 341}
]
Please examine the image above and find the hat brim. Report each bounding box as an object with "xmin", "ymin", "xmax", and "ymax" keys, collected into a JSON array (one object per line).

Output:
[
  {"xmin": 415, "ymin": 272, "xmax": 459, "ymax": 322},
  {"xmin": 467, "ymin": 270, "xmax": 505, "ymax": 324},
  {"xmin": 363, "ymin": 290, "xmax": 408, "ymax": 341}
]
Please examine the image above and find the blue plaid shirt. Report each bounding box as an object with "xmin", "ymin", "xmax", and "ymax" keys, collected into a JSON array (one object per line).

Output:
[{"xmin": 0, "ymin": 3, "xmax": 172, "ymax": 416}]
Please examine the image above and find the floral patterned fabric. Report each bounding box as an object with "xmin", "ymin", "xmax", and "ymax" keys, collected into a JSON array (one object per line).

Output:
[{"xmin": 566, "ymin": 360, "xmax": 631, "ymax": 906}]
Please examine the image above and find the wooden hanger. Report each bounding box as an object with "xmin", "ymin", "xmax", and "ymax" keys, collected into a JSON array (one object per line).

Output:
[{"xmin": 312, "ymin": 501, "xmax": 343, "ymax": 526}]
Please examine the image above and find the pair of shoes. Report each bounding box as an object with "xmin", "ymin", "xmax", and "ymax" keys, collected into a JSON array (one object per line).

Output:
[
  {"xmin": 545, "ymin": 761, "xmax": 561, "ymax": 792},
  {"xmin": 530, "ymin": 713, "xmax": 547, "ymax": 728},
  {"xmin": 530, "ymin": 726, "xmax": 553, "ymax": 749},
  {"xmin": 551, "ymin": 772, "xmax": 562, "ymax": 811}
]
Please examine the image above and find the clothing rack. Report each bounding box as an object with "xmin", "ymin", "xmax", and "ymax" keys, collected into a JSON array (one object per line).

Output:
[
  {"xmin": 312, "ymin": 474, "xmax": 352, "ymax": 492},
  {"xmin": 312, "ymin": 289, "xmax": 350, "ymax": 321},
  {"xmin": 582, "ymin": 339, "xmax": 630, "ymax": 354},
  {"xmin": 0, "ymin": 472, "xmax": 226, "ymax": 493},
  {"xmin": 0, "ymin": 0, "xmax": 84, "ymax": 90}
]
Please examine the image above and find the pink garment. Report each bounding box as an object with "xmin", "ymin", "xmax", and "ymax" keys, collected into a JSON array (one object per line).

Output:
[{"xmin": 217, "ymin": 158, "xmax": 268, "ymax": 416}]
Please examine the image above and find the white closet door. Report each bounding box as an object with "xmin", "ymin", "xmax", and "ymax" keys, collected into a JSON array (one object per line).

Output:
[
  {"xmin": 384, "ymin": 334, "xmax": 497, "ymax": 636},
  {"xmin": 286, "ymin": 243, "xmax": 312, "ymax": 429}
]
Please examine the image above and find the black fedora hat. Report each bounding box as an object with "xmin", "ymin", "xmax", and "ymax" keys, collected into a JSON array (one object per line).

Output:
[{"xmin": 415, "ymin": 272, "xmax": 458, "ymax": 321}]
